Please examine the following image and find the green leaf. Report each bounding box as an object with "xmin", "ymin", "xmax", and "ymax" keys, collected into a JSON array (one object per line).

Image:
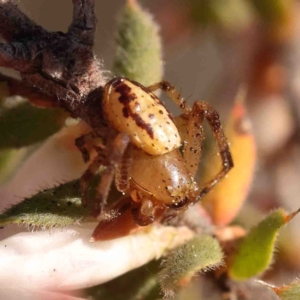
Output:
[
  {"xmin": 0, "ymin": 147, "xmax": 28, "ymax": 184},
  {"xmin": 0, "ymin": 81, "xmax": 10, "ymax": 101},
  {"xmin": 0, "ymin": 180, "xmax": 88, "ymax": 229},
  {"xmin": 229, "ymin": 208, "xmax": 300, "ymax": 280},
  {"xmin": 248, "ymin": 0, "xmax": 291, "ymax": 25},
  {"xmin": 85, "ymin": 260, "xmax": 161, "ymax": 300},
  {"xmin": 0, "ymin": 96, "xmax": 64, "ymax": 149},
  {"xmin": 258, "ymin": 279, "xmax": 300, "ymax": 300},
  {"xmin": 158, "ymin": 235, "xmax": 224, "ymax": 298},
  {"xmin": 190, "ymin": 0, "xmax": 253, "ymax": 30},
  {"xmin": 112, "ymin": 0, "xmax": 163, "ymax": 86}
]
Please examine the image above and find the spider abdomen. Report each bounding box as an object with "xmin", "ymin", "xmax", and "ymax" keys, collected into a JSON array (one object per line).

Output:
[{"xmin": 103, "ymin": 77, "xmax": 181, "ymax": 155}]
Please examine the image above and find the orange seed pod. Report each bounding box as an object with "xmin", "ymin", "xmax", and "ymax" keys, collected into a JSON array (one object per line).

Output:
[{"xmin": 202, "ymin": 89, "xmax": 256, "ymax": 226}]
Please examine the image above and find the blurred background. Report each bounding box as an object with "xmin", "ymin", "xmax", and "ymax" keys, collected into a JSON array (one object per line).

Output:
[{"xmin": 3, "ymin": 0, "xmax": 300, "ymax": 297}]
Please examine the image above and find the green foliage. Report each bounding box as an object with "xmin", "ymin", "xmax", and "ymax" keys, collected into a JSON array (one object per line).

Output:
[
  {"xmin": 229, "ymin": 209, "xmax": 299, "ymax": 280},
  {"xmin": 0, "ymin": 147, "xmax": 28, "ymax": 184},
  {"xmin": 190, "ymin": 0, "xmax": 253, "ymax": 30},
  {"xmin": 85, "ymin": 260, "xmax": 161, "ymax": 300},
  {"xmin": 0, "ymin": 82, "xmax": 64, "ymax": 182},
  {"xmin": 158, "ymin": 235, "xmax": 224, "ymax": 298},
  {"xmin": 259, "ymin": 279, "xmax": 300, "ymax": 300},
  {"xmin": 0, "ymin": 180, "xmax": 88, "ymax": 228},
  {"xmin": 276, "ymin": 280, "xmax": 300, "ymax": 300},
  {"xmin": 189, "ymin": 0, "xmax": 292, "ymax": 30},
  {"xmin": 248, "ymin": 0, "xmax": 291, "ymax": 24},
  {"xmin": 0, "ymin": 97, "xmax": 64, "ymax": 149},
  {"xmin": 112, "ymin": 0, "xmax": 163, "ymax": 86}
]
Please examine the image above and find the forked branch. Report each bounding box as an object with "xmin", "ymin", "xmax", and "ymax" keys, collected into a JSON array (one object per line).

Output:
[{"xmin": 0, "ymin": 0, "xmax": 105, "ymax": 115}]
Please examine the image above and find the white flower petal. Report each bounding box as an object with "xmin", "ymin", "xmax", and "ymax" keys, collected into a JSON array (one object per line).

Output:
[
  {"xmin": 0, "ymin": 223, "xmax": 193, "ymax": 291},
  {"xmin": 0, "ymin": 123, "xmax": 88, "ymax": 211}
]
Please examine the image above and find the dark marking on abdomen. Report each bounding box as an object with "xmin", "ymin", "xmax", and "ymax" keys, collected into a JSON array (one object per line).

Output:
[{"xmin": 115, "ymin": 81, "xmax": 154, "ymax": 139}]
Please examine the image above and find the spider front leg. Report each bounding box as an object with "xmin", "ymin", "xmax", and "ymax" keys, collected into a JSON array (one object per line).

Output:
[
  {"xmin": 147, "ymin": 80, "xmax": 233, "ymax": 202},
  {"xmin": 80, "ymin": 132, "xmax": 130, "ymax": 217},
  {"xmin": 80, "ymin": 152, "xmax": 104, "ymax": 206},
  {"xmin": 147, "ymin": 80, "xmax": 191, "ymax": 113},
  {"xmin": 75, "ymin": 131, "xmax": 98, "ymax": 163},
  {"xmin": 186, "ymin": 101, "xmax": 234, "ymax": 203}
]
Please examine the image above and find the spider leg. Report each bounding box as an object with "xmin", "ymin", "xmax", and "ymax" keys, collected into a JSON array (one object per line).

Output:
[
  {"xmin": 93, "ymin": 132, "xmax": 131, "ymax": 218},
  {"xmin": 181, "ymin": 104, "xmax": 205, "ymax": 177},
  {"xmin": 80, "ymin": 132, "xmax": 130, "ymax": 215},
  {"xmin": 147, "ymin": 81, "xmax": 233, "ymax": 205},
  {"xmin": 147, "ymin": 80, "xmax": 204, "ymax": 176},
  {"xmin": 146, "ymin": 80, "xmax": 191, "ymax": 113},
  {"xmin": 188, "ymin": 101, "xmax": 234, "ymax": 203},
  {"xmin": 80, "ymin": 151, "xmax": 105, "ymax": 207},
  {"xmin": 75, "ymin": 131, "xmax": 100, "ymax": 163},
  {"xmin": 115, "ymin": 145, "xmax": 133, "ymax": 193},
  {"xmin": 146, "ymin": 80, "xmax": 194, "ymax": 144}
]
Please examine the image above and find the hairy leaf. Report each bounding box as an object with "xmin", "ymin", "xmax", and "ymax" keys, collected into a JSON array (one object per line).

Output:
[
  {"xmin": 258, "ymin": 279, "xmax": 300, "ymax": 300},
  {"xmin": 229, "ymin": 208, "xmax": 300, "ymax": 280},
  {"xmin": 0, "ymin": 180, "xmax": 88, "ymax": 229},
  {"xmin": 0, "ymin": 95, "xmax": 64, "ymax": 149},
  {"xmin": 85, "ymin": 260, "xmax": 161, "ymax": 300},
  {"xmin": 113, "ymin": 0, "xmax": 163, "ymax": 86},
  {"xmin": 158, "ymin": 235, "xmax": 224, "ymax": 298},
  {"xmin": 0, "ymin": 147, "xmax": 29, "ymax": 184}
]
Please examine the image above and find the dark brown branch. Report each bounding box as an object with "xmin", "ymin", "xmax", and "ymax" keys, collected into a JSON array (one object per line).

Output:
[
  {"xmin": 68, "ymin": 0, "xmax": 96, "ymax": 45},
  {"xmin": 0, "ymin": 0, "xmax": 106, "ymax": 127},
  {"xmin": 0, "ymin": 73, "xmax": 59, "ymax": 107},
  {"xmin": 0, "ymin": 42, "xmax": 34, "ymax": 71},
  {"xmin": 0, "ymin": 1, "xmax": 47, "ymax": 42}
]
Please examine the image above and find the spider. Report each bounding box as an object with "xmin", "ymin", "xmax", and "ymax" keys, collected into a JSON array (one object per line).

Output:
[
  {"xmin": 75, "ymin": 77, "xmax": 234, "ymax": 241},
  {"xmin": 0, "ymin": 1, "xmax": 233, "ymax": 241}
]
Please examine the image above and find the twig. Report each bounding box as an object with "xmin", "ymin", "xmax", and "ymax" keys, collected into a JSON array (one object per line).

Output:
[
  {"xmin": 0, "ymin": 73, "xmax": 58, "ymax": 107},
  {"xmin": 0, "ymin": 0, "xmax": 105, "ymax": 116},
  {"xmin": 0, "ymin": 0, "xmax": 47, "ymax": 42},
  {"xmin": 68, "ymin": 0, "xmax": 96, "ymax": 45}
]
